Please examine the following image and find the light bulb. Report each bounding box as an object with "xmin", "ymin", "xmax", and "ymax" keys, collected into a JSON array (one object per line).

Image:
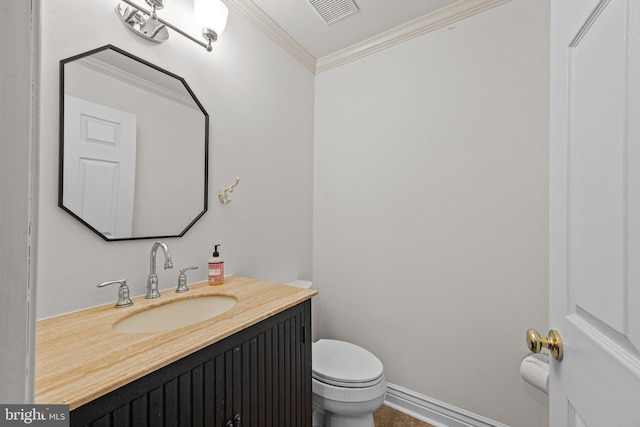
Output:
[{"xmin": 194, "ymin": 0, "xmax": 229, "ymax": 37}]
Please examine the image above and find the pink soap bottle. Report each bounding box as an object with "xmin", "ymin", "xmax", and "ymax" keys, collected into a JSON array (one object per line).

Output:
[{"xmin": 208, "ymin": 244, "xmax": 224, "ymax": 285}]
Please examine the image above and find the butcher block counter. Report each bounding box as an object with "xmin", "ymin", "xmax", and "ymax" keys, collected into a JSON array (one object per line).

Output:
[{"xmin": 35, "ymin": 276, "xmax": 316, "ymax": 410}]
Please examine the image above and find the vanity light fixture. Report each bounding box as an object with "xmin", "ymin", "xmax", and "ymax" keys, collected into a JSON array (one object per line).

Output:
[
  {"xmin": 194, "ymin": 0, "xmax": 229, "ymax": 44},
  {"xmin": 116, "ymin": 0, "xmax": 229, "ymax": 52}
]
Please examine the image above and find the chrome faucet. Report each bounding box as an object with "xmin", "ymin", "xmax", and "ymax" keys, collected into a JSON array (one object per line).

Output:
[
  {"xmin": 146, "ymin": 241, "xmax": 173, "ymax": 299},
  {"xmin": 97, "ymin": 278, "xmax": 132, "ymax": 308}
]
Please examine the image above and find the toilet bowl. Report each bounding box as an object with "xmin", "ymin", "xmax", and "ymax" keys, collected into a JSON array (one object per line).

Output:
[
  {"xmin": 284, "ymin": 281, "xmax": 387, "ymax": 427},
  {"xmin": 312, "ymin": 339, "xmax": 387, "ymax": 427}
]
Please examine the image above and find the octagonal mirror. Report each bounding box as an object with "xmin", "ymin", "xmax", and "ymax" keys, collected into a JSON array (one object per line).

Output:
[{"xmin": 59, "ymin": 45, "xmax": 208, "ymax": 241}]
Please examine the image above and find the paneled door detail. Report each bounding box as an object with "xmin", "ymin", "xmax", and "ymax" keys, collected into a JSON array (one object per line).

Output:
[
  {"xmin": 550, "ymin": 0, "xmax": 640, "ymax": 425},
  {"xmin": 63, "ymin": 95, "xmax": 137, "ymax": 238}
]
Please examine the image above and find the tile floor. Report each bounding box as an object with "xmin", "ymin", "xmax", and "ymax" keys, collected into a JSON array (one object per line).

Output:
[{"xmin": 373, "ymin": 405, "xmax": 436, "ymax": 427}]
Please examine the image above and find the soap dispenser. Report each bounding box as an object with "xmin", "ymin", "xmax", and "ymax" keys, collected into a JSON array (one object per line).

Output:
[{"xmin": 208, "ymin": 244, "xmax": 224, "ymax": 285}]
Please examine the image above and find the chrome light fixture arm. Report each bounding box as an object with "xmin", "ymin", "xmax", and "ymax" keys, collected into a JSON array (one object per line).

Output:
[{"xmin": 117, "ymin": 0, "xmax": 218, "ymax": 51}]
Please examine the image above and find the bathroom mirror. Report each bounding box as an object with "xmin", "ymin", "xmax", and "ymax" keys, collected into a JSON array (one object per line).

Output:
[{"xmin": 59, "ymin": 45, "xmax": 208, "ymax": 241}]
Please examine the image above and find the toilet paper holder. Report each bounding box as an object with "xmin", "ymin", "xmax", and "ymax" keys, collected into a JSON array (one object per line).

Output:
[{"xmin": 520, "ymin": 353, "xmax": 549, "ymax": 394}]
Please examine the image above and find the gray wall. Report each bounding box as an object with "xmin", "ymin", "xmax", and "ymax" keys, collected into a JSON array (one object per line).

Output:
[
  {"xmin": 36, "ymin": 0, "xmax": 315, "ymax": 318},
  {"xmin": 313, "ymin": 0, "xmax": 550, "ymax": 426},
  {"xmin": 0, "ymin": 0, "xmax": 37, "ymax": 403}
]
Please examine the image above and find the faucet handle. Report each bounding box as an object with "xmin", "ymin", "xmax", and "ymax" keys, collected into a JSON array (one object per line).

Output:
[
  {"xmin": 176, "ymin": 266, "xmax": 199, "ymax": 293},
  {"xmin": 98, "ymin": 279, "xmax": 133, "ymax": 308}
]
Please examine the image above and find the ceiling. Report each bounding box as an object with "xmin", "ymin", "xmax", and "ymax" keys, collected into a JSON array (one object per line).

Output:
[
  {"xmin": 249, "ymin": 0, "xmax": 460, "ymax": 59},
  {"xmin": 215, "ymin": 0, "xmax": 511, "ymax": 72}
]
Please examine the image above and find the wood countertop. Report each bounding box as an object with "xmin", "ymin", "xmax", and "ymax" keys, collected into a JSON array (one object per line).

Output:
[{"xmin": 35, "ymin": 276, "xmax": 316, "ymax": 409}]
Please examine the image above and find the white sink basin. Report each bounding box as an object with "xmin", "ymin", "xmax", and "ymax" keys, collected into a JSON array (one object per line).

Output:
[{"xmin": 113, "ymin": 295, "xmax": 237, "ymax": 334}]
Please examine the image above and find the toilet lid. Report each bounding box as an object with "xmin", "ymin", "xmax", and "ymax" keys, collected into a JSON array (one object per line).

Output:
[{"xmin": 313, "ymin": 339, "xmax": 384, "ymax": 386}]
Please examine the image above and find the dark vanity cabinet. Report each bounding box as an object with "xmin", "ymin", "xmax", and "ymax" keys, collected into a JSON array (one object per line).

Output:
[{"xmin": 70, "ymin": 301, "xmax": 312, "ymax": 427}]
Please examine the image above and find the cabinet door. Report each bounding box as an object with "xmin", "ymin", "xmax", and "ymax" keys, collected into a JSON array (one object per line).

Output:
[
  {"xmin": 70, "ymin": 300, "xmax": 312, "ymax": 427},
  {"xmin": 231, "ymin": 306, "xmax": 310, "ymax": 427},
  {"xmin": 216, "ymin": 345, "xmax": 241, "ymax": 426}
]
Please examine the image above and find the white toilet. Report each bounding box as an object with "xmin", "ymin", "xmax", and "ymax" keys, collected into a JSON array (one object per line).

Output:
[
  {"xmin": 285, "ymin": 280, "xmax": 387, "ymax": 427},
  {"xmin": 312, "ymin": 339, "xmax": 387, "ymax": 427}
]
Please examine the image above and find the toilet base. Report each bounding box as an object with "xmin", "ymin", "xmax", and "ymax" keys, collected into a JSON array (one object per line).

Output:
[
  {"xmin": 313, "ymin": 409, "xmax": 374, "ymax": 427},
  {"xmin": 312, "ymin": 393, "xmax": 384, "ymax": 427}
]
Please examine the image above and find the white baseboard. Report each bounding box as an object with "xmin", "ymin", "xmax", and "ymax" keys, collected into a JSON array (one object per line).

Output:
[{"xmin": 384, "ymin": 383, "xmax": 511, "ymax": 427}]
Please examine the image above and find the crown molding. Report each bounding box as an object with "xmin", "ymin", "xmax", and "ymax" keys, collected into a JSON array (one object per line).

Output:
[
  {"xmin": 224, "ymin": 0, "xmax": 317, "ymax": 73},
  {"xmin": 227, "ymin": 0, "xmax": 511, "ymax": 74},
  {"xmin": 316, "ymin": 0, "xmax": 512, "ymax": 73},
  {"xmin": 75, "ymin": 57, "xmax": 198, "ymax": 110}
]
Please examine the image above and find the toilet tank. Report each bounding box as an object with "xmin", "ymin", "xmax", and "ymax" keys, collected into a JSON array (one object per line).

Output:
[{"xmin": 285, "ymin": 279, "xmax": 313, "ymax": 290}]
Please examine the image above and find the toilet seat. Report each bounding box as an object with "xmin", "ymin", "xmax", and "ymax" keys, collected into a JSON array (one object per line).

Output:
[
  {"xmin": 313, "ymin": 339, "xmax": 384, "ymax": 388},
  {"xmin": 313, "ymin": 373, "xmax": 387, "ymax": 403}
]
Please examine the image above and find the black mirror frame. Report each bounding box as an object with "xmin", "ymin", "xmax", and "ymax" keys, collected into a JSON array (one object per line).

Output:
[{"xmin": 58, "ymin": 44, "xmax": 209, "ymax": 241}]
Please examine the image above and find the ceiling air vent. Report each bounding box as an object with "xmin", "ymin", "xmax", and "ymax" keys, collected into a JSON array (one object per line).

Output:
[{"xmin": 309, "ymin": 0, "xmax": 359, "ymax": 25}]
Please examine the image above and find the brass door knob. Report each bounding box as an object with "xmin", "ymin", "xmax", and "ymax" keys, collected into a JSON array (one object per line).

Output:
[{"xmin": 526, "ymin": 329, "xmax": 563, "ymax": 360}]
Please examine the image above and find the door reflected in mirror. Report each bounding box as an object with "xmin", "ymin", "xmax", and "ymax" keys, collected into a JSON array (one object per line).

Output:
[{"xmin": 59, "ymin": 45, "xmax": 208, "ymax": 241}]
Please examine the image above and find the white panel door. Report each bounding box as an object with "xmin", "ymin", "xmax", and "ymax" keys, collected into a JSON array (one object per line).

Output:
[
  {"xmin": 550, "ymin": 0, "xmax": 640, "ymax": 425},
  {"xmin": 63, "ymin": 95, "xmax": 137, "ymax": 238}
]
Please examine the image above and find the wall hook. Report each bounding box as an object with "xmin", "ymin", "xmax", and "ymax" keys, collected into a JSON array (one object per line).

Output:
[{"xmin": 219, "ymin": 177, "xmax": 240, "ymax": 204}]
